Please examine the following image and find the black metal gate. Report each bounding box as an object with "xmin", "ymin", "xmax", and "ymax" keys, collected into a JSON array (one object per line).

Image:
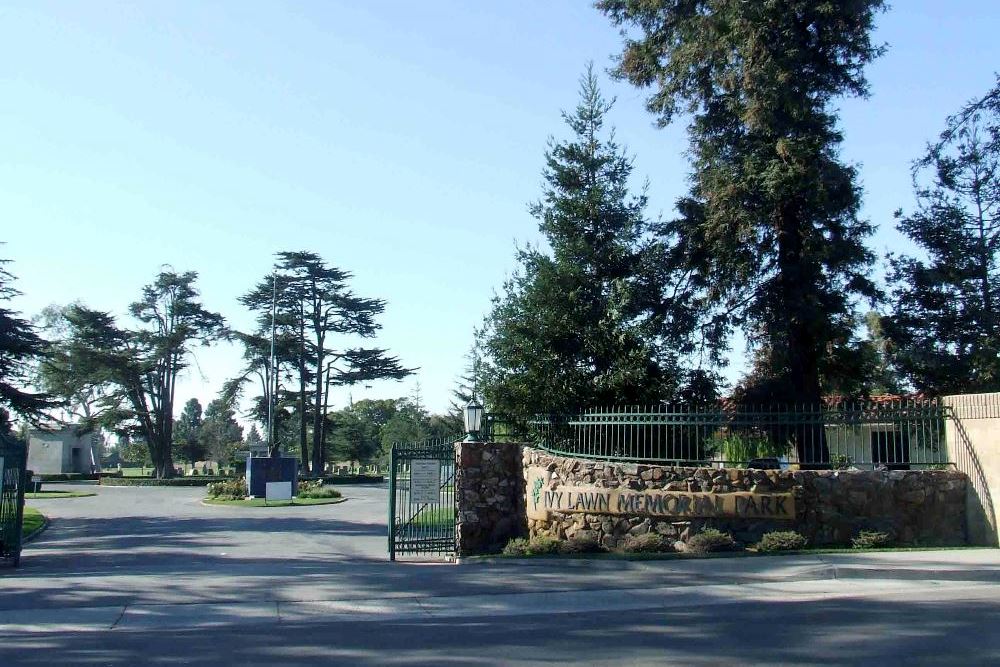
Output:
[
  {"xmin": 0, "ymin": 434, "xmax": 27, "ymax": 567},
  {"xmin": 388, "ymin": 436, "xmax": 457, "ymax": 561}
]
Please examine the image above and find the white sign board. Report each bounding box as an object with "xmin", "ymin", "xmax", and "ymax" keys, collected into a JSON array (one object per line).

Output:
[
  {"xmin": 410, "ymin": 459, "xmax": 441, "ymax": 504},
  {"xmin": 265, "ymin": 481, "xmax": 292, "ymax": 501}
]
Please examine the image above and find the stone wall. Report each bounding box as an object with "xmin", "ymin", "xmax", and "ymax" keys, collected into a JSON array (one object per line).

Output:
[
  {"xmin": 523, "ymin": 447, "xmax": 968, "ymax": 549},
  {"xmin": 454, "ymin": 441, "xmax": 526, "ymax": 556}
]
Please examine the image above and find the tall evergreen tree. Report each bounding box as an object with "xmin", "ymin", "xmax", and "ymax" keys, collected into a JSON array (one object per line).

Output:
[
  {"xmin": 479, "ymin": 67, "xmax": 688, "ymax": 415},
  {"xmin": 0, "ymin": 254, "xmax": 58, "ymax": 427},
  {"xmin": 49, "ymin": 270, "xmax": 225, "ymax": 478},
  {"xmin": 200, "ymin": 398, "xmax": 243, "ymax": 465},
  {"xmin": 884, "ymin": 77, "xmax": 1000, "ymax": 393},
  {"xmin": 238, "ymin": 252, "xmax": 413, "ymax": 473},
  {"xmin": 172, "ymin": 397, "xmax": 204, "ymax": 464},
  {"xmin": 599, "ymin": 1, "xmax": 885, "ymax": 461}
]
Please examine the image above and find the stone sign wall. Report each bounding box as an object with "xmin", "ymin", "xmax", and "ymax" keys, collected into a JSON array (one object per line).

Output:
[
  {"xmin": 523, "ymin": 448, "xmax": 968, "ymax": 550},
  {"xmin": 454, "ymin": 441, "xmax": 526, "ymax": 556},
  {"xmin": 453, "ymin": 443, "xmax": 970, "ymax": 555}
]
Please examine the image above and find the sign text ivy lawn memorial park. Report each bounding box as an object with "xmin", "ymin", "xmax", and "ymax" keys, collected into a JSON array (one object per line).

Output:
[{"xmin": 525, "ymin": 467, "xmax": 795, "ymax": 521}]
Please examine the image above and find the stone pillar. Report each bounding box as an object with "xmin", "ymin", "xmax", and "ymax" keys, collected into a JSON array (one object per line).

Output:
[{"xmin": 454, "ymin": 441, "xmax": 527, "ymax": 556}]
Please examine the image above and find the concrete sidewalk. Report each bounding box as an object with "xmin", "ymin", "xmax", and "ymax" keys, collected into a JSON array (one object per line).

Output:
[{"xmin": 3, "ymin": 549, "xmax": 996, "ymax": 635}]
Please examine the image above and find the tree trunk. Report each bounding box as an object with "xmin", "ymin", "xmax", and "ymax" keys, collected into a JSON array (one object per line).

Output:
[
  {"xmin": 776, "ymin": 205, "xmax": 830, "ymax": 467},
  {"xmin": 297, "ymin": 305, "xmax": 309, "ymax": 472},
  {"xmin": 311, "ymin": 346, "xmax": 325, "ymax": 475}
]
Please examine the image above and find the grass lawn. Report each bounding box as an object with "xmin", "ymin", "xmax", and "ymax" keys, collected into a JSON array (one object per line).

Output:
[
  {"xmin": 21, "ymin": 506, "xmax": 45, "ymax": 538},
  {"xmin": 120, "ymin": 467, "xmax": 152, "ymax": 477},
  {"xmin": 25, "ymin": 490, "xmax": 97, "ymax": 499},
  {"xmin": 409, "ymin": 506, "xmax": 454, "ymax": 529},
  {"xmin": 203, "ymin": 496, "xmax": 347, "ymax": 507}
]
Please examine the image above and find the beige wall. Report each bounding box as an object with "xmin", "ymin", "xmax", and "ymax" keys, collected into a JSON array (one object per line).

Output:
[{"xmin": 944, "ymin": 392, "xmax": 1000, "ymax": 546}]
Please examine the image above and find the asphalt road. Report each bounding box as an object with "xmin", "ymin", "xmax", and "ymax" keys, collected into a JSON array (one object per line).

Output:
[{"xmin": 2, "ymin": 484, "xmax": 999, "ymax": 665}]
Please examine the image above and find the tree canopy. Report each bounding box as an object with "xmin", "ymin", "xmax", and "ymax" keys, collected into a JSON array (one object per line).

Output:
[
  {"xmin": 599, "ymin": 1, "xmax": 884, "ymax": 409},
  {"xmin": 0, "ymin": 255, "xmax": 58, "ymax": 429},
  {"xmin": 478, "ymin": 67, "xmax": 698, "ymax": 416},
  {"xmin": 234, "ymin": 252, "xmax": 413, "ymax": 472},
  {"xmin": 45, "ymin": 270, "xmax": 226, "ymax": 478},
  {"xmin": 884, "ymin": 77, "xmax": 1000, "ymax": 394}
]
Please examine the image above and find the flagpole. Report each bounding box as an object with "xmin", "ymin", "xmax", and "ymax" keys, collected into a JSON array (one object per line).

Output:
[{"xmin": 268, "ymin": 271, "xmax": 277, "ymax": 455}]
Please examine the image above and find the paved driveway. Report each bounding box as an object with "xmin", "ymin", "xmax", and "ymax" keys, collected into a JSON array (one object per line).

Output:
[{"xmin": 3, "ymin": 483, "xmax": 1000, "ymax": 665}]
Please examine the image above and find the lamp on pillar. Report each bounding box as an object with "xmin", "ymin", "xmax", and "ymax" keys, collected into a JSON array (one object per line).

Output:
[{"xmin": 463, "ymin": 398, "xmax": 484, "ymax": 443}]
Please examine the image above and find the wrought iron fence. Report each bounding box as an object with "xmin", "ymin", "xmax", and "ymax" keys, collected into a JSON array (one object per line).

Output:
[
  {"xmin": 0, "ymin": 433, "xmax": 27, "ymax": 566},
  {"xmin": 484, "ymin": 399, "xmax": 952, "ymax": 469},
  {"xmin": 388, "ymin": 436, "xmax": 458, "ymax": 560}
]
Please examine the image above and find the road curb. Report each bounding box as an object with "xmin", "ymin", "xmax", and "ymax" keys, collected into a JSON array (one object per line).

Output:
[{"xmin": 21, "ymin": 514, "xmax": 50, "ymax": 545}]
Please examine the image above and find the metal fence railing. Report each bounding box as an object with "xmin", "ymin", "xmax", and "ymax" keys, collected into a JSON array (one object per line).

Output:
[
  {"xmin": 0, "ymin": 433, "xmax": 27, "ymax": 567},
  {"xmin": 484, "ymin": 399, "xmax": 952, "ymax": 469}
]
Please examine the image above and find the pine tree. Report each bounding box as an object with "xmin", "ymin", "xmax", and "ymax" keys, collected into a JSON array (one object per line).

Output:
[
  {"xmin": 50, "ymin": 270, "xmax": 225, "ymax": 478},
  {"xmin": 884, "ymin": 77, "xmax": 1000, "ymax": 394},
  {"xmin": 238, "ymin": 252, "xmax": 413, "ymax": 472},
  {"xmin": 478, "ymin": 67, "xmax": 688, "ymax": 415},
  {"xmin": 0, "ymin": 255, "xmax": 58, "ymax": 426},
  {"xmin": 172, "ymin": 398, "xmax": 204, "ymax": 464},
  {"xmin": 599, "ymin": 1, "xmax": 886, "ymax": 462}
]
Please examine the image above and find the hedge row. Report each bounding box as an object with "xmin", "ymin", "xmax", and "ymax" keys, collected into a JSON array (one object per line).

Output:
[
  {"xmin": 318, "ymin": 474, "xmax": 384, "ymax": 485},
  {"xmin": 100, "ymin": 476, "xmax": 234, "ymax": 487}
]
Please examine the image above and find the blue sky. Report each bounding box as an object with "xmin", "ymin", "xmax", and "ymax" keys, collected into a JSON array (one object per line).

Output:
[{"xmin": 2, "ymin": 1, "xmax": 998, "ymax": 416}]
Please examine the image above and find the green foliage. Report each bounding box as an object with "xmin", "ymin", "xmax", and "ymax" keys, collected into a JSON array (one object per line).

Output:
[
  {"xmin": 206, "ymin": 477, "xmax": 247, "ymax": 500},
  {"xmin": 296, "ymin": 479, "xmax": 341, "ymax": 499},
  {"xmin": 830, "ymin": 454, "xmax": 853, "ymax": 471},
  {"xmin": 757, "ymin": 531, "xmax": 808, "ymax": 552},
  {"xmin": 21, "ymin": 506, "xmax": 45, "ymax": 538},
  {"xmin": 117, "ymin": 437, "xmax": 152, "ymax": 466},
  {"xmin": 852, "ymin": 530, "xmax": 893, "ymax": 549},
  {"xmin": 234, "ymin": 251, "xmax": 414, "ymax": 474},
  {"xmin": 0, "ymin": 256, "xmax": 59, "ymax": 423},
  {"xmin": 884, "ymin": 77, "xmax": 1000, "ymax": 394},
  {"xmin": 200, "ymin": 398, "xmax": 243, "ymax": 465},
  {"xmin": 44, "ymin": 270, "xmax": 225, "ymax": 478},
  {"xmin": 501, "ymin": 538, "xmax": 531, "ymax": 556},
  {"xmin": 172, "ymin": 398, "xmax": 205, "ymax": 464},
  {"xmin": 101, "ymin": 476, "xmax": 229, "ymax": 487},
  {"xmin": 478, "ymin": 66, "xmax": 697, "ymax": 416},
  {"xmin": 599, "ymin": 1, "xmax": 885, "ymax": 420},
  {"xmin": 560, "ymin": 535, "xmax": 607, "ymax": 555},
  {"xmin": 622, "ymin": 533, "xmax": 674, "ymax": 554},
  {"xmin": 501, "ymin": 535, "xmax": 562, "ymax": 556},
  {"xmin": 704, "ymin": 431, "xmax": 787, "ymax": 466},
  {"xmin": 686, "ymin": 528, "xmax": 739, "ymax": 554}
]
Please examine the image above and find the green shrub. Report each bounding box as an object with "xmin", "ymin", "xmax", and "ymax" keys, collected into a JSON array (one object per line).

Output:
[
  {"xmin": 501, "ymin": 535, "xmax": 562, "ymax": 556},
  {"xmin": 622, "ymin": 532, "xmax": 674, "ymax": 554},
  {"xmin": 526, "ymin": 535, "xmax": 561, "ymax": 555},
  {"xmin": 560, "ymin": 535, "xmax": 606, "ymax": 554},
  {"xmin": 830, "ymin": 455, "xmax": 853, "ymax": 471},
  {"xmin": 296, "ymin": 480, "xmax": 342, "ymax": 499},
  {"xmin": 852, "ymin": 530, "xmax": 893, "ymax": 549},
  {"xmin": 757, "ymin": 530, "xmax": 808, "ymax": 552},
  {"xmin": 502, "ymin": 538, "xmax": 531, "ymax": 556},
  {"xmin": 686, "ymin": 528, "xmax": 739, "ymax": 554},
  {"xmin": 704, "ymin": 430, "xmax": 788, "ymax": 467},
  {"xmin": 206, "ymin": 478, "xmax": 247, "ymax": 500},
  {"xmin": 101, "ymin": 476, "xmax": 231, "ymax": 487}
]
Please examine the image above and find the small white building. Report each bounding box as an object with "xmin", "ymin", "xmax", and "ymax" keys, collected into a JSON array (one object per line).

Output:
[{"xmin": 27, "ymin": 426, "xmax": 100, "ymax": 474}]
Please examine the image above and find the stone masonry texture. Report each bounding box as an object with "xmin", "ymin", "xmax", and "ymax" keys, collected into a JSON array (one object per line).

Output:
[
  {"xmin": 454, "ymin": 441, "xmax": 526, "ymax": 556},
  {"xmin": 522, "ymin": 448, "xmax": 969, "ymax": 550}
]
